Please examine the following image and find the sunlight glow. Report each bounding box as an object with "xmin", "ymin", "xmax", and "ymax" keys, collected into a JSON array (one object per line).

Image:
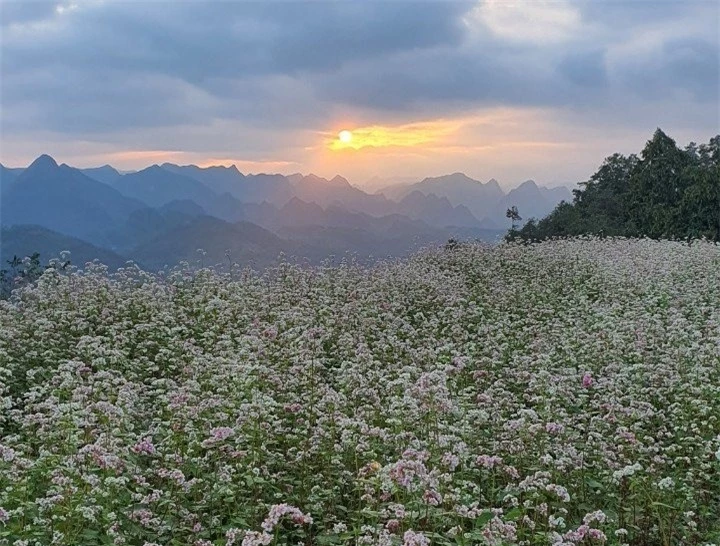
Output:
[{"xmin": 328, "ymin": 119, "xmax": 462, "ymax": 151}]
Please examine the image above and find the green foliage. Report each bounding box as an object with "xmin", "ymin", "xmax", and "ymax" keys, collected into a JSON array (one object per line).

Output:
[
  {"xmin": 505, "ymin": 205, "xmax": 522, "ymax": 231},
  {"xmin": 0, "ymin": 252, "xmax": 71, "ymax": 299},
  {"xmin": 444, "ymin": 238, "xmax": 459, "ymax": 251},
  {"xmin": 510, "ymin": 130, "xmax": 720, "ymax": 242}
]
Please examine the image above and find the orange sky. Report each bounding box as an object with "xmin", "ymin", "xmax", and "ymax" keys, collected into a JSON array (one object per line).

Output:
[
  {"xmin": 1, "ymin": 1, "xmax": 717, "ymax": 190},
  {"xmin": 4, "ymin": 105, "xmax": 712, "ymax": 190}
]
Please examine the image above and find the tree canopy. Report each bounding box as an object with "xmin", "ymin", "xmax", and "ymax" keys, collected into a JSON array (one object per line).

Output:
[{"xmin": 510, "ymin": 129, "xmax": 720, "ymax": 242}]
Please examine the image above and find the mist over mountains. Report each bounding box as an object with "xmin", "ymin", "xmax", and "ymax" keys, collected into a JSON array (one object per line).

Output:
[{"xmin": 0, "ymin": 155, "xmax": 571, "ymax": 269}]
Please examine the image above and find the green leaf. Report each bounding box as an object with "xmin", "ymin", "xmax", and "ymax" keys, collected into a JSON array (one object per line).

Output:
[
  {"xmin": 473, "ymin": 511, "xmax": 493, "ymax": 527},
  {"xmin": 504, "ymin": 507, "xmax": 523, "ymax": 521}
]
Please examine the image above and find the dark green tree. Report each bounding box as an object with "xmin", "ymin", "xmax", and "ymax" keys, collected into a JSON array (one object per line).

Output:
[
  {"xmin": 506, "ymin": 206, "xmax": 522, "ymax": 231},
  {"xmin": 0, "ymin": 252, "xmax": 70, "ymax": 299},
  {"xmin": 510, "ymin": 129, "xmax": 720, "ymax": 242},
  {"xmin": 626, "ymin": 129, "xmax": 694, "ymax": 238}
]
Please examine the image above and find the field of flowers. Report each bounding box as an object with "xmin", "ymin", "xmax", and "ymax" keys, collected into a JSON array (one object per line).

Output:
[{"xmin": 1, "ymin": 238, "xmax": 719, "ymax": 546}]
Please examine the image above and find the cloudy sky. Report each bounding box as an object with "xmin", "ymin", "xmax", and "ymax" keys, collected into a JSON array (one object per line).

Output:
[{"xmin": 1, "ymin": 0, "xmax": 718, "ymax": 188}]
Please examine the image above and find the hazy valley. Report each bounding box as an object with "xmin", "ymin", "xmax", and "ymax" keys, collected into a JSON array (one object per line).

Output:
[{"xmin": 0, "ymin": 155, "xmax": 571, "ymax": 269}]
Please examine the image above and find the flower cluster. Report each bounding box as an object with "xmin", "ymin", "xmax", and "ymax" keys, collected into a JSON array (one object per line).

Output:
[{"xmin": 0, "ymin": 237, "xmax": 719, "ymax": 545}]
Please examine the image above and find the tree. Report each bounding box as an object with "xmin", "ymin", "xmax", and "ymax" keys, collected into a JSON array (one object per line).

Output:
[
  {"xmin": 510, "ymin": 129, "xmax": 720, "ymax": 243},
  {"xmin": 627, "ymin": 129, "xmax": 694, "ymax": 238},
  {"xmin": 445, "ymin": 238, "xmax": 460, "ymax": 251},
  {"xmin": 0, "ymin": 252, "xmax": 69, "ymax": 299},
  {"xmin": 506, "ymin": 206, "xmax": 522, "ymax": 231},
  {"xmin": 574, "ymin": 153, "xmax": 637, "ymax": 236}
]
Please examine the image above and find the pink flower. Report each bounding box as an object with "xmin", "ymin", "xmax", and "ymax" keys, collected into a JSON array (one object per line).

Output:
[
  {"xmin": 422, "ymin": 489, "xmax": 443, "ymax": 506},
  {"xmin": 403, "ymin": 530, "xmax": 430, "ymax": 546},
  {"xmin": 284, "ymin": 403, "xmax": 302, "ymax": 413},
  {"xmin": 260, "ymin": 504, "xmax": 312, "ymax": 533},
  {"xmin": 225, "ymin": 528, "xmax": 243, "ymax": 546},
  {"xmin": 582, "ymin": 372, "xmax": 593, "ymax": 388},
  {"xmin": 202, "ymin": 427, "xmax": 235, "ymax": 448},
  {"xmin": 545, "ymin": 422, "xmax": 564, "ymax": 434},
  {"xmin": 131, "ymin": 438, "xmax": 156, "ymax": 456},
  {"xmin": 476, "ymin": 454, "xmax": 503, "ymax": 469},
  {"xmin": 210, "ymin": 427, "xmax": 234, "ymax": 441},
  {"xmin": 441, "ymin": 451, "xmax": 460, "ymax": 470},
  {"xmin": 238, "ymin": 531, "xmax": 271, "ymax": 546}
]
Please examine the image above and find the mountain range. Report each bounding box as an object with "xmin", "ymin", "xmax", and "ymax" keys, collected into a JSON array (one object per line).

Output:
[{"xmin": 0, "ymin": 155, "xmax": 572, "ymax": 270}]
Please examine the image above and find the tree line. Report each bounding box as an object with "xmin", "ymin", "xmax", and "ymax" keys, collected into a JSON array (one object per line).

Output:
[
  {"xmin": 508, "ymin": 129, "xmax": 720, "ymax": 242},
  {"xmin": 0, "ymin": 253, "xmax": 71, "ymax": 299}
]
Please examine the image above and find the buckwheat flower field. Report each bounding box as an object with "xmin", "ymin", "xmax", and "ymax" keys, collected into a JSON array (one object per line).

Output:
[{"xmin": 1, "ymin": 238, "xmax": 720, "ymax": 546}]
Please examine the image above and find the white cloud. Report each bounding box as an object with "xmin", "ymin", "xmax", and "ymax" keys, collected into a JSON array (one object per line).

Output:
[
  {"xmin": 55, "ymin": 3, "xmax": 79, "ymax": 16},
  {"xmin": 467, "ymin": 0, "xmax": 581, "ymax": 45}
]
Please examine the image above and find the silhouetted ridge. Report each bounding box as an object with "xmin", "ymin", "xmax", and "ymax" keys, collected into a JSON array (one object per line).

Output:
[{"xmin": 26, "ymin": 154, "xmax": 59, "ymax": 173}]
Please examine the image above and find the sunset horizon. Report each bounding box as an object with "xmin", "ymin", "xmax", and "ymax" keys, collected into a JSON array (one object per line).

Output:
[
  {"xmin": 2, "ymin": 1, "xmax": 717, "ymax": 188},
  {"xmin": 2, "ymin": 146, "xmax": 587, "ymax": 191}
]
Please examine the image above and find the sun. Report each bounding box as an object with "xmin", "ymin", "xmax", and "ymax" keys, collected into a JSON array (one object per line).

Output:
[{"xmin": 338, "ymin": 130, "xmax": 353, "ymax": 143}]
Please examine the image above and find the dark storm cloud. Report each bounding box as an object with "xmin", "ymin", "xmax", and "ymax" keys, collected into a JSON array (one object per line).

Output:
[
  {"xmin": 578, "ymin": 0, "xmax": 704, "ymax": 26},
  {"xmin": 558, "ymin": 50, "xmax": 608, "ymax": 88},
  {"xmin": 0, "ymin": 0, "xmax": 718, "ymax": 140},
  {"xmin": 0, "ymin": 1, "xmax": 472, "ymax": 132},
  {"xmin": 0, "ymin": 0, "xmax": 57, "ymax": 24},
  {"xmin": 628, "ymin": 37, "xmax": 720, "ymax": 101},
  {"xmin": 313, "ymin": 41, "xmax": 606, "ymax": 114},
  {"xmin": 1, "ymin": 2, "xmax": 471, "ymax": 78}
]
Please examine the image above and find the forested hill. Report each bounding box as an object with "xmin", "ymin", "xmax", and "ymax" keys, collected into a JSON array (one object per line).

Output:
[{"xmin": 511, "ymin": 129, "xmax": 720, "ymax": 242}]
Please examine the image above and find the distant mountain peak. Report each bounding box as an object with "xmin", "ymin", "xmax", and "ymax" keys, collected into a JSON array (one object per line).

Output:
[
  {"xmin": 421, "ymin": 172, "xmax": 481, "ymax": 185},
  {"xmin": 304, "ymin": 173, "xmax": 326, "ymax": 183},
  {"xmin": 204, "ymin": 164, "xmax": 240, "ymax": 173},
  {"xmin": 330, "ymin": 175, "xmax": 350, "ymax": 186},
  {"xmin": 80, "ymin": 165, "xmax": 122, "ymax": 185},
  {"xmin": 27, "ymin": 154, "xmax": 59, "ymax": 171},
  {"xmin": 284, "ymin": 196, "xmax": 323, "ymax": 211},
  {"xmin": 287, "ymin": 173, "xmax": 304, "ymax": 185},
  {"xmin": 451, "ymin": 172, "xmax": 478, "ymax": 182},
  {"xmin": 402, "ymin": 189, "xmax": 429, "ymax": 202},
  {"xmin": 456, "ymin": 203, "xmax": 475, "ymax": 215}
]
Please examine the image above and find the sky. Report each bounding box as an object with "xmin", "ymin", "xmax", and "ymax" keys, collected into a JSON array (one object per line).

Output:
[{"xmin": 0, "ymin": 0, "xmax": 718, "ymax": 189}]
